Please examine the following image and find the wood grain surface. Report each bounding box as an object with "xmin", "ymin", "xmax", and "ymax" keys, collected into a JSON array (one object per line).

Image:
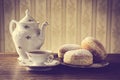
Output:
[{"xmin": 0, "ymin": 53, "xmax": 120, "ymax": 80}]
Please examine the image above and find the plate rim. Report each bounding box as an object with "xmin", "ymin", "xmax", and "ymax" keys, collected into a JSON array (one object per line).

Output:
[{"xmin": 61, "ymin": 61, "xmax": 109, "ymax": 68}]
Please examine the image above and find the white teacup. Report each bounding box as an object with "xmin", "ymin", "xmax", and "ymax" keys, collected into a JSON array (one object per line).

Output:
[{"xmin": 26, "ymin": 50, "xmax": 54, "ymax": 66}]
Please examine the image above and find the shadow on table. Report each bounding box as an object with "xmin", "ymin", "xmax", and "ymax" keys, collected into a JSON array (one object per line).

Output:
[{"xmin": 28, "ymin": 63, "xmax": 120, "ymax": 74}]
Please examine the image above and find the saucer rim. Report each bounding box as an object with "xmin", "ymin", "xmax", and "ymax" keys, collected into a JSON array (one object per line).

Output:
[{"xmin": 18, "ymin": 59, "xmax": 60, "ymax": 67}]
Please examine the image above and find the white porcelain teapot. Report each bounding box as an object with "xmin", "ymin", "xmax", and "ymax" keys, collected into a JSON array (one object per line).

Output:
[{"xmin": 9, "ymin": 9, "xmax": 48, "ymax": 60}]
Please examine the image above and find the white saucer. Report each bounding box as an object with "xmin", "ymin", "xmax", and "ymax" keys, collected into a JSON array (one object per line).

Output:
[
  {"xmin": 17, "ymin": 58, "xmax": 60, "ymax": 67},
  {"xmin": 26, "ymin": 67, "xmax": 53, "ymax": 71}
]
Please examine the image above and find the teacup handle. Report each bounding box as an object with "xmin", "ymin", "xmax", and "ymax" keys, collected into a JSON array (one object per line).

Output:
[{"xmin": 46, "ymin": 55, "xmax": 54, "ymax": 63}]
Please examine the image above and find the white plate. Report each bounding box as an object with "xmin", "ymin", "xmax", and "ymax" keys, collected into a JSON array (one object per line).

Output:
[{"xmin": 61, "ymin": 61, "xmax": 109, "ymax": 68}]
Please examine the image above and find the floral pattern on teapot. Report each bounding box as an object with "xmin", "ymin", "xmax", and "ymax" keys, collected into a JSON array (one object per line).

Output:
[{"xmin": 9, "ymin": 9, "xmax": 48, "ymax": 60}]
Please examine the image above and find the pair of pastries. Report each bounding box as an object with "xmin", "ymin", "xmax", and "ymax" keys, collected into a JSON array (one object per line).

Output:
[
  {"xmin": 58, "ymin": 44, "xmax": 93, "ymax": 66},
  {"xmin": 58, "ymin": 37, "xmax": 107, "ymax": 66}
]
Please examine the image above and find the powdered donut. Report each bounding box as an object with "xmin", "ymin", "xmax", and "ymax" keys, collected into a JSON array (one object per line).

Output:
[
  {"xmin": 58, "ymin": 44, "xmax": 80, "ymax": 58},
  {"xmin": 63, "ymin": 49, "xmax": 93, "ymax": 66}
]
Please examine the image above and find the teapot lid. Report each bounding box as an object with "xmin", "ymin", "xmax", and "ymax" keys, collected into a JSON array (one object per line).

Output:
[{"xmin": 19, "ymin": 9, "xmax": 37, "ymax": 23}]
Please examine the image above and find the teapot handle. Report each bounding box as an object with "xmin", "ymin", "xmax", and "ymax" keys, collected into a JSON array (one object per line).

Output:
[{"xmin": 9, "ymin": 20, "xmax": 17, "ymax": 35}]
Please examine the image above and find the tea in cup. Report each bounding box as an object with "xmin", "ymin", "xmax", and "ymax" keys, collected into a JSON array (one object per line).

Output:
[{"xmin": 26, "ymin": 50, "xmax": 54, "ymax": 66}]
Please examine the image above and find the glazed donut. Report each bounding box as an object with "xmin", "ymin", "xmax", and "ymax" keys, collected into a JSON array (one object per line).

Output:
[{"xmin": 81, "ymin": 37, "xmax": 107, "ymax": 62}]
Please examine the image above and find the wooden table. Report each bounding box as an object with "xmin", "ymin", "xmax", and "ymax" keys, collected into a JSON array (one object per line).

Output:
[{"xmin": 0, "ymin": 53, "xmax": 120, "ymax": 80}]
